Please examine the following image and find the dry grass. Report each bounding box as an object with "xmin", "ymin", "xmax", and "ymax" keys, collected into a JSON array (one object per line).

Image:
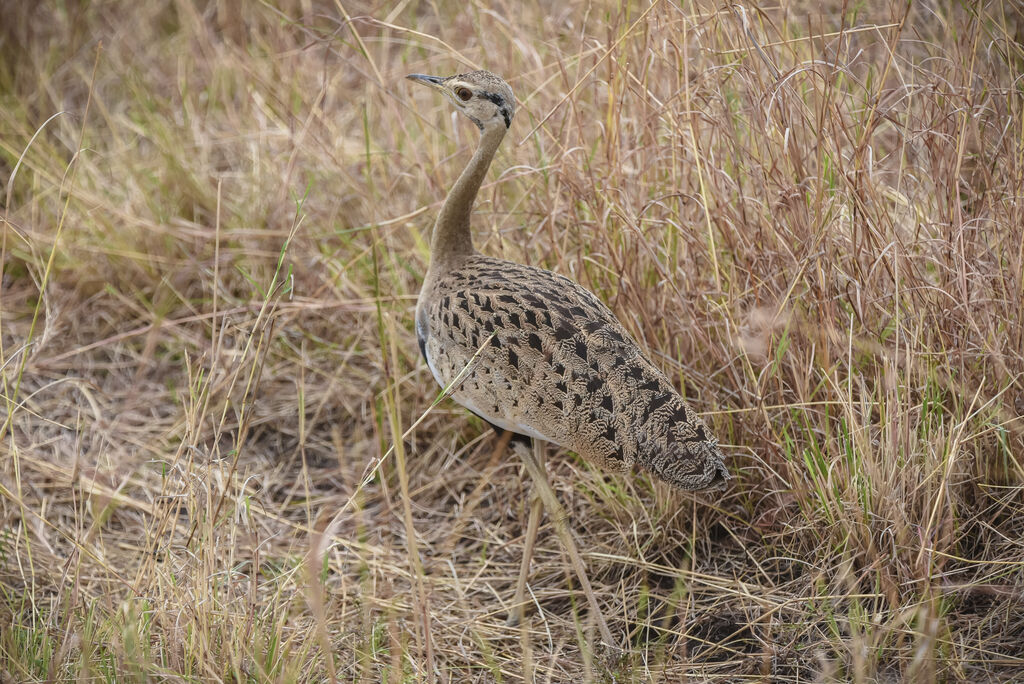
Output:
[{"xmin": 2, "ymin": 0, "xmax": 1023, "ymax": 681}]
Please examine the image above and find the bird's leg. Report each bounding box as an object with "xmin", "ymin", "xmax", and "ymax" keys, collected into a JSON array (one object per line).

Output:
[
  {"xmin": 515, "ymin": 439, "xmax": 618, "ymax": 650},
  {"xmin": 507, "ymin": 491, "xmax": 543, "ymax": 627}
]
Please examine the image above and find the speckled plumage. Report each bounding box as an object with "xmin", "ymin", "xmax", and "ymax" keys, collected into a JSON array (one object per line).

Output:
[
  {"xmin": 411, "ymin": 69, "xmax": 728, "ymax": 492},
  {"xmin": 417, "ymin": 255, "xmax": 728, "ymax": 489}
]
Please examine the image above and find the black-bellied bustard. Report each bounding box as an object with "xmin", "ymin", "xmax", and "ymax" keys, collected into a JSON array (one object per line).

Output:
[{"xmin": 408, "ymin": 69, "xmax": 729, "ymax": 650}]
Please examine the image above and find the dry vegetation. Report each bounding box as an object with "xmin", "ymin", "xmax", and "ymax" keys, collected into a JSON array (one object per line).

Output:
[{"xmin": 2, "ymin": 0, "xmax": 1023, "ymax": 681}]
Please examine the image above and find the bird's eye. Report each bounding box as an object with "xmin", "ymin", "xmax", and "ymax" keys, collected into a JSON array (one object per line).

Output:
[{"xmin": 455, "ymin": 87, "xmax": 472, "ymax": 101}]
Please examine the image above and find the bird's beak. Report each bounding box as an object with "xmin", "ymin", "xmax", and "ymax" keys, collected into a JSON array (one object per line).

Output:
[{"xmin": 406, "ymin": 73, "xmax": 445, "ymax": 90}]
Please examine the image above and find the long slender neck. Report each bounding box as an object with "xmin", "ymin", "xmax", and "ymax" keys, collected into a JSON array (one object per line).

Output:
[{"xmin": 429, "ymin": 124, "xmax": 506, "ymax": 269}]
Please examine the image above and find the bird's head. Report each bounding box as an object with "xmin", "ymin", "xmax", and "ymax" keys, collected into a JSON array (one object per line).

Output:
[{"xmin": 406, "ymin": 69, "xmax": 516, "ymax": 131}]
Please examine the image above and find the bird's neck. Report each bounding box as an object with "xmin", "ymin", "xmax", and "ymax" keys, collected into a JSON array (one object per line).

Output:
[{"xmin": 430, "ymin": 124, "xmax": 505, "ymax": 269}]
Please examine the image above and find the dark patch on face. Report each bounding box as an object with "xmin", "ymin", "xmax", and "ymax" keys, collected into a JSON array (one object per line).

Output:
[
  {"xmin": 480, "ymin": 91, "xmax": 511, "ymax": 128},
  {"xmin": 480, "ymin": 91, "xmax": 503, "ymax": 107}
]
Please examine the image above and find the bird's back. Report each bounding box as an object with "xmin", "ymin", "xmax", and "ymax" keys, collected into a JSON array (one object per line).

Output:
[{"xmin": 417, "ymin": 255, "xmax": 728, "ymax": 490}]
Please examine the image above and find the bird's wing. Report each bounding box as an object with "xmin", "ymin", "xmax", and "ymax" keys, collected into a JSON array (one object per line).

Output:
[{"xmin": 421, "ymin": 255, "xmax": 728, "ymax": 489}]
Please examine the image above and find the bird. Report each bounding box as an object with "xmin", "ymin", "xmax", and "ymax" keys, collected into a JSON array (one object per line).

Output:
[{"xmin": 407, "ymin": 69, "xmax": 729, "ymax": 649}]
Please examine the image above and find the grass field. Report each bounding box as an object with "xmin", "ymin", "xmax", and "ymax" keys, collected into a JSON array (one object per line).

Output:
[{"xmin": 2, "ymin": 1, "xmax": 1023, "ymax": 681}]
